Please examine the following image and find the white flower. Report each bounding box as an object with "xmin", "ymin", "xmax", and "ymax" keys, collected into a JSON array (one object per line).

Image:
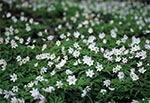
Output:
[
  {"xmin": 130, "ymin": 68, "xmax": 135, "ymax": 72},
  {"xmin": 123, "ymin": 50, "xmax": 129, "ymax": 55},
  {"xmin": 56, "ymin": 81, "xmax": 63, "ymax": 88},
  {"xmin": 131, "ymin": 36, "xmax": 140, "ymax": 46},
  {"xmin": 50, "ymin": 54, "xmax": 56, "ymax": 60},
  {"xmin": 112, "ymin": 65, "xmax": 121, "ymax": 73},
  {"xmin": 130, "ymin": 72, "xmax": 139, "ymax": 81},
  {"xmin": 81, "ymin": 35, "xmax": 84, "ymax": 39},
  {"xmin": 96, "ymin": 62, "xmax": 103, "ymax": 72},
  {"xmin": 67, "ymin": 75, "xmax": 77, "ymax": 85},
  {"xmin": 12, "ymin": 16, "xmax": 17, "ymax": 23},
  {"xmin": 0, "ymin": 38, "xmax": 4, "ymax": 44},
  {"xmin": 85, "ymin": 86, "xmax": 91, "ymax": 91},
  {"xmin": 140, "ymin": 50, "xmax": 147, "ymax": 59},
  {"xmin": 100, "ymin": 89, "xmax": 107, "ymax": 95},
  {"xmin": 30, "ymin": 88, "xmax": 45, "ymax": 100},
  {"xmin": 73, "ymin": 31, "xmax": 80, "ymax": 38},
  {"xmin": 0, "ymin": 88, "xmax": 3, "ymax": 94},
  {"xmin": 73, "ymin": 42, "xmax": 81, "ymax": 50},
  {"xmin": 60, "ymin": 33, "xmax": 66, "ymax": 39},
  {"xmin": 73, "ymin": 59, "xmax": 81, "ymax": 66},
  {"xmin": 138, "ymin": 67, "xmax": 146, "ymax": 74},
  {"xmin": 111, "ymin": 30, "xmax": 117, "ymax": 38},
  {"xmin": 116, "ymin": 40, "xmax": 121, "ymax": 45},
  {"xmin": 88, "ymin": 43, "xmax": 97, "ymax": 52},
  {"xmin": 55, "ymin": 59, "xmax": 66, "ymax": 69},
  {"xmin": 16, "ymin": 55, "xmax": 21, "ymax": 62},
  {"xmin": 36, "ymin": 76, "xmax": 44, "ymax": 82},
  {"xmin": 86, "ymin": 69, "xmax": 95, "ymax": 78},
  {"xmin": 3, "ymin": 90, "xmax": 15, "ymax": 99},
  {"xmin": 51, "ymin": 70, "xmax": 56, "ymax": 76},
  {"xmin": 65, "ymin": 69, "xmax": 73, "ymax": 75},
  {"xmin": 26, "ymin": 24, "xmax": 31, "ymax": 32},
  {"xmin": 115, "ymin": 56, "xmax": 121, "ymax": 62},
  {"xmin": 42, "ymin": 44, "xmax": 47, "ymax": 51},
  {"xmin": 103, "ymin": 80, "xmax": 111, "ymax": 87},
  {"xmin": 88, "ymin": 36, "xmax": 96, "ymax": 43},
  {"xmin": 36, "ymin": 53, "xmax": 50, "ymax": 60},
  {"xmin": 10, "ymin": 73, "xmax": 17, "ymax": 82},
  {"xmin": 73, "ymin": 42, "xmax": 79, "ymax": 48},
  {"xmin": 43, "ymin": 86, "xmax": 55, "ymax": 93},
  {"xmin": 21, "ymin": 56, "xmax": 29, "ymax": 65},
  {"xmin": 108, "ymin": 87, "xmax": 115, "ymax": 91},
  {"xmin": 6, "ymin": 12, "xmax": 11, "ymax": 18},
  {"xmin": 137, "ymin": 61, "xmax": 142, "ymax": 67},
  {"xmin": 131, "ymin": 100, "xmax": 140, "ymax": 103},
  {"xmin": 0, "ymin": 59, "xmax": 7, "ymax": 71},
  {"xmin": 47, "ymin": 35, "xmax": 54, "ymax": 40},
  {"xmin": 73, "ymin": 61, "xmax": 78, "ymax": 66},
  {"xmin": 121, "ymin": 35, "xmax": 128, "ymax": 43},
  {"xmin": 99, "ymin": 32, "xmax": 105, "ymax": 39},
  {"xmin": 67, "ymin": 32, "xmax": 71, "ymax": 37},
  {"xmin": 73, "ymin": 50, "xmax": 80, "ymax": 58},
  {"xmin": 88, "ymin": 43, "xmax": 94, "ymax": 49},
  {"xmin": 11, "ymin": 97, "xmax": 25, "ymax": 103},
  {"xmin": 56, "ymin": 40, "xmax": 61, "ymax": 46},
  {"xmin": 81, "ymin": 86, "xmax": 91, "ymax": 97},
  {"xmin": 113, "ymin": 48, "xmax": 122, "ymax": 56},
  {"xmin": 82, "ymin": 55, "xmax": 94, "ymax": 66},
  {"xmin": 11, "ymin": 97, "xmax": 18, "ymax": 103},
  {"xmin": 40, "ymin": 67, "xmax": 47, "ymax": 74},
  {"xmin": 82, "ymin": 20, "xmax": 89, "ymax": 25},
  {"xmin": 88, "ymin": 28, "xmax": 93, "ymax": 34},
  {"xmin": 145, "ymin": 44, "xmax": 150, "ymax": 49},
  {"xmin": 81, "ymin": 90, "xmax": 87, "ymax": 97},
  {"xmin": 58, "ymin": 24, "xmax": 62, "ymax": 29},
  {"xmin": 11, "ymin": 40, "xmax": 18, "ymax": 48},
  {"xmin": 130, "ymin": 28, "xmax": 134, "ymax": 33},
  {"xmin": 48, "ymin": 61, "xmax": 53, "ymax": 67},
  {"xmin": 34, "ymin": 81, "xmax": 38, "ymax": 85},
  {"xmin": 68, "ymin": 47, "xmax": 74, "ymax": 54},
  {"xmin": 131, "ymin": 45, "xmax": 140, "ymax": 52},
  {"xmin": 61, "ymin": 46, "xmax": 66, "ymax": 55},
  {"xmin": 26, "ymin": 82, "xmax": 33, "ymax": 88},
  {"xmin": 12, "ymin": 86, "xmax": 18, "ymax": 92},
  {"xmin": 122, "ymin": 58, "xmax": 128, "ymax": 63},
  {"xmin": 102, "ymin": 39, "xmax": 107, "ymax": 44},
  {"xmin": 117, "ymin": 72, "xmax": 125, "ymax": 79},
  {"xmin": 19, "ymin": 38, "xmax": 24, "ymax": 44},
  {"xmin": 30, "ymin": 88, "xmax": 39, "ymax": 98},
  {"xmin": 18, "ymin": 98, "xmax": 25, "ymax": 103}
]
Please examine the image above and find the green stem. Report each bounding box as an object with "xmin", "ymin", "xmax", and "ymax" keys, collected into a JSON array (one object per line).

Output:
[{"xmin": 87, "ymin": 95, "xmax": 93, "ymax": 103}]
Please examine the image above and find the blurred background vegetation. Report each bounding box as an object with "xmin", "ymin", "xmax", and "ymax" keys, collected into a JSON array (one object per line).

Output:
[
  {"xmin": 1, "ymin": 0, "xmax": 150, "ymax": 4},
  {"xmin": 75, "ymin": 0, "xmax": 150, "ymax": 4}
]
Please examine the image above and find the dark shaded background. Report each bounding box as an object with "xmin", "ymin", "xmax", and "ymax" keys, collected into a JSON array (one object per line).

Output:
[{"xmin": 75, "ymin": 0, "xmax": 150, "ymax": 4}]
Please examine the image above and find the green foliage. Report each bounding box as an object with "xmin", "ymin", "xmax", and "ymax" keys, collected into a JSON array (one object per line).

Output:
[{"xmin": 0, "ymin": 0, "xmax": 150, "ymax": 103}]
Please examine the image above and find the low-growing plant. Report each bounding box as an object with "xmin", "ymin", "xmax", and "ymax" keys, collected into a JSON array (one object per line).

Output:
[{"xmin": 0, "ymin": 0, "xmax": 150, "ymax": 103}]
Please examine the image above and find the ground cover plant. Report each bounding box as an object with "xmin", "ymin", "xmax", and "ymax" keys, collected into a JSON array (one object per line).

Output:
[{"xmin": 0, "ymin": 0, "xmax": 150, "ymax": 103}]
